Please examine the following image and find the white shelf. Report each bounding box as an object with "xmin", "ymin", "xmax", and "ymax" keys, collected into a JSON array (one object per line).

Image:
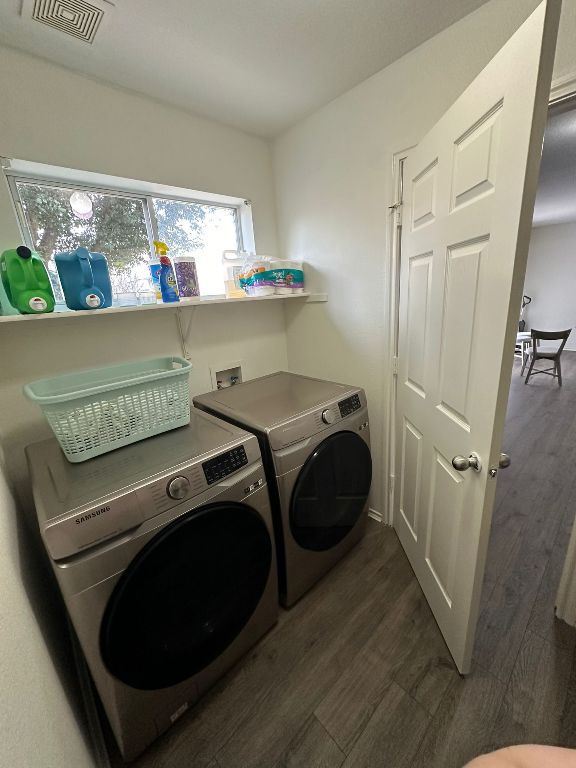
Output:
[{"xmin": 0, "ymin": 291, "xmax": 327, "ymax": 323}]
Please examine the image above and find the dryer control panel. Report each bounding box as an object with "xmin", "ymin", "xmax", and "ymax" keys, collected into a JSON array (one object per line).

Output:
[
  {"xmin": 338, "ymin": 393, "xmax": 362, "ymax": 418},
  {"xmin": 202, "ymin": 445, "xmax": 248, "ymax": 485},
  {"xmin": 266, "ymin": 387, "xmax": 367, "ymax": 451}
]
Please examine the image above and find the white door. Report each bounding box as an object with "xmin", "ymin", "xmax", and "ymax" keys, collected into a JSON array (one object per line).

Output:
[{"xmin": 394, "ymin": 0, "xmax": 560, "ymax": 674}]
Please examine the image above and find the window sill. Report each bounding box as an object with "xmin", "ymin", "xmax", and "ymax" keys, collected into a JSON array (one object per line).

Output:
[{"xmin": 0, "ymin": 292, "xmax": 327, "ymax": 323}]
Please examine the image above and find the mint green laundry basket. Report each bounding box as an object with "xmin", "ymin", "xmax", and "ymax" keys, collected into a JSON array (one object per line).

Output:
[{"xmin": 24, "ymin": 357, "xmax": 192, "ymax": 462}]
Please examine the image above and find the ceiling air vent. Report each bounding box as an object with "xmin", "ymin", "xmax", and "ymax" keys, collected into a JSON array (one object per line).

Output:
[{"xmin": 29, "ymin": 0, "xmax": 106, "ymax": 43}]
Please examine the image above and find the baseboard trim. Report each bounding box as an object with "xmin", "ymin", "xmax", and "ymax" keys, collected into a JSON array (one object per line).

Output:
[
  {"xmin": 368, "ymin": 507, "xmax": 383, "ymax": 523},
  {"xmin": 550, "ymin": 71, "xmax": 576, "ymax": 103}
]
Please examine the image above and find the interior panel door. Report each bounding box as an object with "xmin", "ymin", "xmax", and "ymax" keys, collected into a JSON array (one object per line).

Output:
[{"xmin": 394, "ymin": 0, "xmax": 560, "ymax": 673}]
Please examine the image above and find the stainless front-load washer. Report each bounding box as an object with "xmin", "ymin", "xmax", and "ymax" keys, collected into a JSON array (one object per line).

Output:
[
  {"xmin": 194, "ymin": 372, "xmax": 372, "ymax": 607},
  {"xmin": 26, "ymin": 410, "xmax": 277, "ymax": 761}
]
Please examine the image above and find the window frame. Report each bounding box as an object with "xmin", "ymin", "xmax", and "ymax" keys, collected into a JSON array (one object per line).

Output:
[{"xmin": 3, "ymin": 159, "xmax": 253, "ymax": 298}]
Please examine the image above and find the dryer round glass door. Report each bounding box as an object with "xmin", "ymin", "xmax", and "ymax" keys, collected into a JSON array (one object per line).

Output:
[
  {"xmin": 289, "ymin": 431, "xmax": 372, "ymax": 551},
  {"xmin": 100, "ymin": 502, "xmax": 272, "ymax": 690}
]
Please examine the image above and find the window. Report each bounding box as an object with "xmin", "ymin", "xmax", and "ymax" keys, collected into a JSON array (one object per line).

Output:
[
  {"xmin": 15, "ymin": 182, "xmax": 150, "ymax": 304},
  {"xmin": 6, "ymin": 164, "xmax": 249, "ymax": 307},
  {"xmin": 152, "ymin": 197, "xmax": 240, "ymax": 297}
]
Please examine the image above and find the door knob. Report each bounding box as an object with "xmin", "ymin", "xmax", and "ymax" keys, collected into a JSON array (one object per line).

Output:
[
  {"xmin": 488, "ymin": 453, "xmax": 511, "ymax": 477},
  {"xmin": 452, "ymin": 453, "xmax": 481, "ymax": 472}
]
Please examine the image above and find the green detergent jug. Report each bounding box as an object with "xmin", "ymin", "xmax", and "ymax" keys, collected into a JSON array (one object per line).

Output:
[{"xmin": 0, "ymin": 246, "xmax": 55, "ymax": 314}]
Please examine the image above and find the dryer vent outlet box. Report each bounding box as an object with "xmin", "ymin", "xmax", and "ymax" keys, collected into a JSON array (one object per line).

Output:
[
  {"xmin": 23, "ymin": 0, "xmax": 115, "ymax": 43},
  {"xmin": 211, "ymin": 364, "xmax": 243, "ymax": 391}
]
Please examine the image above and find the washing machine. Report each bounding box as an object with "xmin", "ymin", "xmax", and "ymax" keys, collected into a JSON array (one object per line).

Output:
[
  {"xmin": 26, "ymin": 410, "xmax": 278, "ymax": 761},
  {"xmin": 194, "ymin": 372, "xmax": 372, "ymax": 607}
]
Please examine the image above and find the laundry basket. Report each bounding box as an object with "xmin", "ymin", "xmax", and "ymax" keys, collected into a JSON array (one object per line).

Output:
[{"xmin": 24, "ymin": 357, "xmax": 192, "ymax": 462}]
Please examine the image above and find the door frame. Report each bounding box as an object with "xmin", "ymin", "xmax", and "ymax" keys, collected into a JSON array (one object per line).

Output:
[
  {"xmin": 382, "ymin": 71, "xmax": 576, "ymax": 526},
  {"xmin": 382, "ymin": 147, "xmax": 411, "ymax": 524},
  {"xmin": 548, "ymin": 72, "xmax": 576, "ymax": 623}
]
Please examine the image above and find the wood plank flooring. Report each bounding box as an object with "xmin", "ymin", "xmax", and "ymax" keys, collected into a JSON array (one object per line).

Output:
[{"xmin": 108, "ymin": 353, "xmax": 576, "ymax": 767}]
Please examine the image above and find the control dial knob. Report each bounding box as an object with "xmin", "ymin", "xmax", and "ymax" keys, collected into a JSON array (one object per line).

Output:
[
  {"xmin": 167, "ymin": 475, "xmax": 190, "ymax": 500},
  {"xmin": 322, "ymin": 408, "xmax": 336, "ymax": 425}
]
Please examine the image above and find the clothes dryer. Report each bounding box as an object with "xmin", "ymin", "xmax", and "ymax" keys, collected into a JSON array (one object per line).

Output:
[{"xmin": 194, "ymin": 372, "xmax": 372, "ymax": 606}]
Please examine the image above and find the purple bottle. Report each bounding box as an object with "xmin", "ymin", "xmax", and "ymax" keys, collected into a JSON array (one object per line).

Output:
[{"xmin": 172, "ymin": 255, "xmax": 200, "ymax": 299}]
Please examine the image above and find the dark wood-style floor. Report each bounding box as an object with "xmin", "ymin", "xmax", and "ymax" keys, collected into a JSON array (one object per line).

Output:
[{"xmin": 109, "ymin": 353, "xmax": 576, "ymax": 768}]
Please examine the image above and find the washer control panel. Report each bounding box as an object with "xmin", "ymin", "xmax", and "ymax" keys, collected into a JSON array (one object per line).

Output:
[
  {"xmin": 202, "ymin": 445, "xmax": 248, "ymax": 485},
  {"xmin": 338, "ymin": 393, "xmax": 362, "ymax": 418}
]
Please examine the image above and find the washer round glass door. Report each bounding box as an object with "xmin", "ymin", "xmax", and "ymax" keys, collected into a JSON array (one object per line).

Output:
[
  {"xmin": 100, "ymin": 502, "xmax": 272, "ymax": 690},
  {"xmin": 290, "ymin": 431, "xmax": 372, "ymax": 551}
]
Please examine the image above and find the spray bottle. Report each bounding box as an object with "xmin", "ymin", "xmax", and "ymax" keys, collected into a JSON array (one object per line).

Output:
[
  {"xmin": 154, "ymin": 241, "xmax": 179, "ymax": 304},
  {"xmin": 149, "ymin": 241, "xmax": 165, "ymax": 302}
]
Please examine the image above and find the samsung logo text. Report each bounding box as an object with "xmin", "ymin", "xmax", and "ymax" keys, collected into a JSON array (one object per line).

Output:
[{"xmin": 76, "ymin": 506, "xmax": 111, "ymax": 525}]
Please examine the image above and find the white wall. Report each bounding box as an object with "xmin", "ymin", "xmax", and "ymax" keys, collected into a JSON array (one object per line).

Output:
[
  {"xmin": 0, "ymin": 44, "xmax": 289, "ymax": 505},
  {"xmin": 0, "ymin": 461, "xmax": 97, "ymax": 768},
  {"xmin": 272, "ymin": 0, "xmax": 575, "ymax": 515},
  {"xmin": 523, "ymin": 221, "xmax": 576, "ymax": 349}
]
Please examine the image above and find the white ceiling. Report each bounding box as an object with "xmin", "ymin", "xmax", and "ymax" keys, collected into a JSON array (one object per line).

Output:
[
  {"xmin": 533, "ymin": 104, "xmax": 576, "ymax": 227},
  {"xmin": 0, "ymin": 0, "xmax": 492, "ymax": 137}
]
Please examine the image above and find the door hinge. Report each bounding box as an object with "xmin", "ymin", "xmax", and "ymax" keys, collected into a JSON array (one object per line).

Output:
[{"xmin": 392, "ymin": 356, "xmax": 399, "ymax": 376}]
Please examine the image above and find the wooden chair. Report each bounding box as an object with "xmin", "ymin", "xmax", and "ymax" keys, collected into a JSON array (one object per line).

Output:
[{"xmin": 523, "ymin": 328, "xmax": 572, "ymax": 386}]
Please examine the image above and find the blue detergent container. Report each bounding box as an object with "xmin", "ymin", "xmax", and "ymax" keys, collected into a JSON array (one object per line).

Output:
[{"xmin": 55, "ymin": 247, "xmax": 113, "ymax": 310}]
